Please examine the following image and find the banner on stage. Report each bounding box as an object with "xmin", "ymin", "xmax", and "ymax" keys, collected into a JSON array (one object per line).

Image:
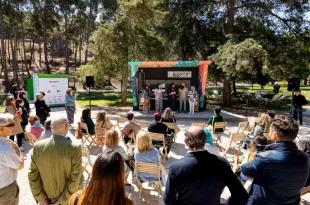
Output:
[{"xmin": 167, "ymin": 71, "xmax": 192, "ymax": 78}]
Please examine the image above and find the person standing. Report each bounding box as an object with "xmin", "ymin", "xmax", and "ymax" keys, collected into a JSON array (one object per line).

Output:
[
  {"xmin": 0, "ymin": 113, "xmax": 24, "ymax": 205},
  {"xmin": 164, "ymin": 126, "xmax": 249, "ymax": 205},
  {"xmin": 35, "ymin": 93, "xmax": 50, "ymax": 125},
  {"xmin": 168, "ymin": 83, "xmax": 177, "ymax": 111},
  {"xmin": 178, "ymin": 82, "xmax": 188, "ymax": 113},
  {"xmin": 273, "ymin": 83, "xmax": 280, "ymax": 94},
  {"xmin": 15, "ymin": 99, "xmax": 29, "ymax": 136},
  {"xmin": 154, "ymin": 84, "xmax": 163, "ymax": 112},
  {"xmin": 20, "ymin": 92, "xmax": 30, "ymax": 113},
  {"xmin": 28, "ymin": 116, "xmax": 83, "ymax": 205},
  {"xmin": 241, "ymin": 115, "xmax": 309, "ymax": 205},
  {"xmin": 188, "ymin": 86, "xmax": 197, "ymax": 115},
  {"xmin": 141, "ymin": 85, "xmax": 151, "ymax": 113},
  {"xmin": 65, "ymin": 88, "xmax": 76, "ymax": 127},
  {"xmin": 4, "ymin": 96, "xmax": 25, "ymax": 151},
  {"xmin": 11, "ymin": 83, "xmax": 18, "ymax": 99},
  {"xmin": 292, "ymin": 90, "xmax": 307, "ymax": 125}
]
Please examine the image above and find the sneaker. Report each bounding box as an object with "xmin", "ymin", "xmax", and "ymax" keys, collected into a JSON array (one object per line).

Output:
[{"xmin": 20, "ymin": 147, "xmax": 25, "ymax": 152}]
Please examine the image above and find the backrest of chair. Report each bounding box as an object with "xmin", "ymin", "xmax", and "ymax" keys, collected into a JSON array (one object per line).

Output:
[
  {"xmin": 231, "ymin": 133, "xmax": 247, "ymax": 142},
  {"xmin": 237, "ymin": 121, "xmax": 249, "ymax": 133},
  {"xmin": 191, "ymin": 123, "xmax": 206, "ymax": 129},
  {"xmin": 79, "ymin": 122, "xmax": 90, "ymax": 135},
  {"xmin": 271, "ymin": 94, "xmax": 281, "ymax": 101},
  {"xmin": 135, "ymin": 162, "xmax": 160, "ymax": 176},
  {"xmin": 117, "ymin": 117, "xmax": 127, "ymax": 124},
  {"xmin": 148, "ymin": 132, "xmax": 165, "ymax": 148},
  {"xmin": 213, "ymin": 122, "xmax": 227, "ymax": 132},
  {"xmin": 255, "ymin": 92, "xmax": 261, "ymax": 99},
  {"xmin": 137, "ymin": 120, "xmax": 149, "ymax": 128},
  {"xmin": 81, "ymin": 147, "xmax": 92, "ymax": 165},
  {"xmin": 163, "ymin": 122, "xmax": 180, "ymax": 133}
]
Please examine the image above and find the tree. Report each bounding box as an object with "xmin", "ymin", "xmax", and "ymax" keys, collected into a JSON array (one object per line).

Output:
[
  {"xmin": 0, "ymin": 0, "xmax": 9, "ymax": 91},
  {"xmin": 210, "ymin": 38, "xmax": 269, "ymax": 97}
]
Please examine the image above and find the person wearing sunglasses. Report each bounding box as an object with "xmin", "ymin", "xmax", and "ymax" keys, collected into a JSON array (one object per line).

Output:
[{"xmin": 0, "ymin": 113, "xmax": 24, "ymax": 205}]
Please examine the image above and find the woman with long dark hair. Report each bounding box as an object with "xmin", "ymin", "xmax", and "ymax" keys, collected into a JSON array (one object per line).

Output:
[
  {"xmin": 80, "ymin": 108, "xmax": 95, "ymax": 135},
  {"xmin": 65, "ymin": 88, "xmax": 76, "ymax": 126},
  {"xmin": 68, "ymin": 151, "xmax": 134, "ymax": 205},
  {"xmin": 35, "ymin": 92, "xmax": 50, "ymax": 125},
  {"xmin": 4, "ymin": 96, "xmax": 25, "ymax": 151}
]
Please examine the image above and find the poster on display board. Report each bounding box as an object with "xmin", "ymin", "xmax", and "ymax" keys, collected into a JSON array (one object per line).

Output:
[{"xmin": 28, "ymin": 74, "xmax": 69, "ymax": 107}]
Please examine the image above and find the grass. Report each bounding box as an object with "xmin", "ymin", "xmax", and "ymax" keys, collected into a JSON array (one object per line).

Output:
[
  {"xmin": 75, "ymin": 91, "xmax": 133, "ymax": 107},
  {"xmin": 206, "ymin": 84, "xmax": 310, "ymax": 110}
]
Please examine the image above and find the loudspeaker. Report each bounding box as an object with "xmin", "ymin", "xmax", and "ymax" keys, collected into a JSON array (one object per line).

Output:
[
  {"xmin": 287, "ymin": 77, "xmax": 300, "ymax": 91},
  {"xmin": 86, "ymin": 76, "xmax": 94, "ymax": 87}
]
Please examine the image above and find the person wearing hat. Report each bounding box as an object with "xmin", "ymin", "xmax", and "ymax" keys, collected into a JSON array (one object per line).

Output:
[
  {"xmin": 11, "ymin": 82, "xmax": 18, "ymax": 99},
  {"xmin": 148, "ymin": 112, "xmax": 173, "ymax": 154},
  {"xmin": 122, "ymin": 112, "xmax": 141, "ymax": 144},
  {"xmin": 292, "ymin": 90, "xmax": 307, "ymax": 125},
  {"xmin": 35, "ymin": 93, "xmax": 51, "ymax": 125}
]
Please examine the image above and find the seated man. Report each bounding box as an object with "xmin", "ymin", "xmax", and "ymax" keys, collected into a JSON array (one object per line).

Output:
[
  {"xmin": 164, "ymin": 126, "xmax": 249, "ymax": 205},
  {"xmin": 207, "ymin": 108, "xmax": 224, "ymax": 132},
  {"xmin": 122, "ymin": 112, "xmax": 141, "ymax": 144},
  {"xmin": 241, "ymin": 115, "xmax": 309, "ymax": 205},
  {"xmin": 148, "ymin": 112, "xmax": 173, "ymax": 154}
]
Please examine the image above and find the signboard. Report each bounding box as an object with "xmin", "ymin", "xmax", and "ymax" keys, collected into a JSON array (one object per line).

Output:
[
  {"xmin": 167, "ymin": 71, "xmax": 192, "ymax": 78},
  {"xmin": 38, "ymin": 78, "xmax": 68, "ymax": 105}
]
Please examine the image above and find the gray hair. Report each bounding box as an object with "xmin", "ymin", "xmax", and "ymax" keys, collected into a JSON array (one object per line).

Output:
[
  {"xmin": 297, "ymin": 137, "xmax": 310, "ymax": 153},
  {"xmin": 0, "ymin": 113, "xmax": 14, "ymax": 126},
  {"xmin": 51, "ymin": 116, "xmax": 69, "ymax": 131},
  {"xmin": 184, "ymin": 126, "xmax": 207, "ymax": 150},
  {"xmin": 44, "ymin": 117, "xmax": 52, "ymax": 130},
  {"xmin": 36, "ymin": 93, "xmax": 43, "ymax": 98}
]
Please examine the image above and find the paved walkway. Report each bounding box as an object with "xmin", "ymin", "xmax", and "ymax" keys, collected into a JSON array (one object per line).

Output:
[{"xmin": 16, "ymin": 107, "xmax": 310, "ymax": 205}]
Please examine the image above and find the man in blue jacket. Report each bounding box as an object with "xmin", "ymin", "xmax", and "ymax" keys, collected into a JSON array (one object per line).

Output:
[{"xmin": 241, "ymin": 115, "xmax": 309, "ymax": 205}]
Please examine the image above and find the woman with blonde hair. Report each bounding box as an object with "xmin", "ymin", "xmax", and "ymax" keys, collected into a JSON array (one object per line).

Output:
[
  {"xmin": 68, "ymin": 151, "xmax": 134, "ymax": 205},
  {"xmin": 65, "ymin": 88, "xmax": 76, "ymax": 126},
  {"xmin": 102, "ymin": 130, "xmax": 128, "ymax": 171},
  {"xmin": 95, "ymin": 111, "xmax": 112, "ymax": 144},
  {"xmin": 134, "ymin": 131, "xmax": 165, "ymax": 184},
  {"xmin": 162, "ymin": 107, "xmax": 176, "ymax": 123},
  {"xmin": 4, "ymin": 96, "xmax": 24, "ymax": 151}
]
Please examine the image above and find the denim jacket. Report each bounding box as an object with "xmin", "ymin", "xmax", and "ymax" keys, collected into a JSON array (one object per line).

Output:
[
  {"xmin": 241, "ymin": 141, "xmax": 309, "ymax": 205},
  {"xmin": 65, "ymin": 95, "xmax": 75, "ymax": 107}
]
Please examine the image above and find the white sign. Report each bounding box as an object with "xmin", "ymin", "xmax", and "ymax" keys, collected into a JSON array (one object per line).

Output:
[
  {"xmin": 38, "ymin": 78, "xmax": 68, "ymax": 105},
  {"xmin": 168, "ymin": 71, "xmax": 192, "ymax": 78}
]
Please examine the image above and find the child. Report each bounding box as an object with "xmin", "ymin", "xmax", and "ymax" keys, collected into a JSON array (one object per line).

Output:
[
  {"xmin": 28, "ymin": 115, "xmax": 44, "ymax": 139},
  {"xmin": 95, "ymin": 111, "xmax": 112, "ymax": 145}
]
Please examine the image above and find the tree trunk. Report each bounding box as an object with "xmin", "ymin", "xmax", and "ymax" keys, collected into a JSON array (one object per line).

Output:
[
  {"xmin": 79, "ymin": 34, "xmax": 82, "ymax": 66},
  {"xmin": 121, "ymin": 65, "xmax": 128, "ymax": 105},
  {"xmin": 10, "ymin": 28, "xmax": 18, "ymax": 82},
  {"xmin": 39, "ymin": 41, "xmax": 42, "ymax": 68},
  {"xmin": 223, "ymin": 75, "xmax": 232, "ymax": 107},
  {"xmin": 85, "ymin": 0, "xmax": 93, "ymax": 64},
  {"xmin": 7, "ymin": 33, "xmax": 10, "ymax": 65},
  {"xmin": 232, "ymin": 77, "xmax": 237, "ymax": 97},
  {"xmin": 30, "ymin": 35, "xmax": 35, "ymax": 69},
  {"xmin": 0, "ymin": 1, "xmax": 9, "ymax": 92},
  {"xmin": 22, "ymin": 20, "xmax": 30, "ymax": 77},
  {"xmin": 65, "ymin": 14, "xmax": 69, "ymax": 74},
  {"xmin": 304, "ymin": 78, "xmax": 307, "ymax": 85}
]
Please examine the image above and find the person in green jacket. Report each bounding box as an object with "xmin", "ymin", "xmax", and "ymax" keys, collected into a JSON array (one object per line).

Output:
[
  {"xmin": 80, "ymin": 108, "xmax": 95, "ymax": 135},
  {"xmin": 28, "ymin": 116, "xmax": 83, "ymax": 205},
  {"xmin": 207, "ymin": 108, "xmax": 224, "ymax": 132}
]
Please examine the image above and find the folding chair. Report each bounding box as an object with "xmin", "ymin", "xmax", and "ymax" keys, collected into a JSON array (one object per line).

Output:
[
  {"xmin": 82, "ymin": 148, "xmax": 94, "ymax": 176},
  {"xmin": 135, "ymin": 162, "xmax": 167, "ymax": 204},
  {"xmin": 163, "ymin": 122, "xmax": 181, "ymax": 147},
  {"xmin": 236, "ymin": 121, "xmax": 249, "ymax": 134},
  {"xmin": 79, "ymin": 122, "xmax": 95, "ymax": 147},
  {"xmin": 212, "ymin": 122, "xmax": 227, "ymax": 143},
  {"xmin": 149, "ymin": 132, "xmax": 167, "ymax": 164},
  {"xmin": 301, "ymin": 185, "xmax": 310, "ymax": 196},
  {"xmin": 123, "ymin": 131, "xmax": 136, "ymax": 153},
  {"xmin": 137, "ymin": 120, "xmax": 149, "ymax": 128},
  {"xmin": 116, "ymin": 117, "xmax": 127, "ymax": 131},
  {"xmin": 26, "ymin": 132, "xmax": 38, "ymax": 145},
  {"xmin": 220, "ymin": 133, "xmax": 247, "ymax": 160},
  {"xmin": 191, "ymin": 123, "xmax": 206, "ymax": 129}
]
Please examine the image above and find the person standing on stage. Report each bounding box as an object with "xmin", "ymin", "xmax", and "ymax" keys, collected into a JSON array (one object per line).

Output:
[
  {"xmin": 188, "ymin": 86, "xmax": 197, "ymax": 115},
  {"xmin": 292, "ymin": 90, "xmax": 307, "ymax": 125},
  {"xmin": 142, "ymin": 85, "xmax": 150, "ymax": 113},
  {"xmin": 154, "ymin": 84, "xmax": 163, "ymax": 112},
  {"xmin": 168, "ymin": 83, "xmax": 177, "ymax": 111},
  {"xmin": 178, "ymin": 82, "xmax": 188, "ymax": 113}
]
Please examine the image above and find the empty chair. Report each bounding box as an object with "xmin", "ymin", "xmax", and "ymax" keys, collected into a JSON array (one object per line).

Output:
[
  {"xmin": 79, "ymin": 122, "xmax": 96, "ymax": 147},
  {"xmin": 220, "ymin": 133, "xmax": 247, "ymax": 160},
  {"xmin": 82, "ymin": 148, "xmax": 94, "ymax": 176},
  {"xmin": 212, "ymin": 122, "xmax": 227, "ymax": 143}
]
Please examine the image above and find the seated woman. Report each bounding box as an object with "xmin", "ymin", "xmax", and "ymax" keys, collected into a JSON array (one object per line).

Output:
[
  {"xmin": 102, "ymin": 130, "xmax": 129, "ymax": 172},
  {"xmin": 207, "ymin": 108, "xmax": 224, "ymax": 132},
  {"xmin": 68, "ymin": 151, "xmax": 134, "ymax": 205},
  {"xmin": 297, "ymin": 136, "xmax": 310, "ymax": 187},
  {"xmin": 134, "ymin": 131, "xmax": 166, "ymax": 186},
  {"xmin": 40, "ymin": 117, "xmax": 52, "ymax": 140},
  {"xmin": 238, "ymin": 135, "xmax": 267, "ymax": 182},
  {"xmin": 28, "ymin": 115, "xmax": 44, "ymax": 139},
  {"xmin": 204, "ymin": 129, "xmax": 220, "ymax": 156},
  {"xmin": 80, "ymin": 108, "xmax": 95, "ymax": 135},
  {"xmin": 95, "ymin": 111, "xmax": 112, "ymax": 144},
  {"xmin": 162, "ymin": 107, "xmax": 176, "ymax": 123}
]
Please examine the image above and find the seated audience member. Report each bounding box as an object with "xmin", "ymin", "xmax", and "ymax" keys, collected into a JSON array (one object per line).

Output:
[
  {"xmin": 235, "ymin": 135, "xmax": 267, "ymax": 181},
  {"xmin": 28, "ymin": 115, "xmax": 44, "ymax": 139},
  {"xmin": 164, "ymin": 126, "xmax": 249, "ymax": 205},
  {"xmin": 148, "ymin": 112, "xmax": 173, "ymax": 154},
  {"xmin": 102, "ymin": 130, "xmax": 128, "ymax": 171},
  {"xmin": 95, "ymin": 111, "xmax": 112, "ymax": 144},
  {"xmin": 134, "ymin": 131, "xmax": 165, "ymax": 185},
  {"xmin": 80, "ymin": 108, "xmax": 95, "ymax": 135},
  {"xmin": 241, "ymin": 115, "xmax": 309, "ymax": 205},
  {"xmin": 68, "ymin": 151, "xmax": 134, "ymax": 205},
  {"xmin": 204, "ymin": 128, "xmax": 214, "ymax": 145},
  {"xmin": 162, "ymin": 107, "xmax": 176, "ymax": 123},
  {"xmin": 253, "ymin": 111, "xmax": 275, "ymax": 137},
  {"xmin": 297, "ymin": 136, "xmax": 310, "ymax": 187},
  {"xmin": 40, "ymin": 117, "xmax": 52, "ymax": 140},
  {"xmin": 123, "ymin": 112, "xmax": 141, "ymax": 144},
  {"xmin": 204, "ymin": 128, "xmax": 220, "ymax": 156},
  {"xmin": 207, "ymin": 108, "xmax": 224, "ymax": 132}
]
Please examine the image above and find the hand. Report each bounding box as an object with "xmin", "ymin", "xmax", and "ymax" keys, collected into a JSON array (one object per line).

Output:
[
  {"xmin": 7, "ymin": 140, "xmax": 20, "ymax": 155},
  {"xmin": 53, "ymin": 201, "xmax": 61, "ymax": 205},
  {"xmin": 40, "ymin": 199, "xmax": 50, "ymax": 205}
]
